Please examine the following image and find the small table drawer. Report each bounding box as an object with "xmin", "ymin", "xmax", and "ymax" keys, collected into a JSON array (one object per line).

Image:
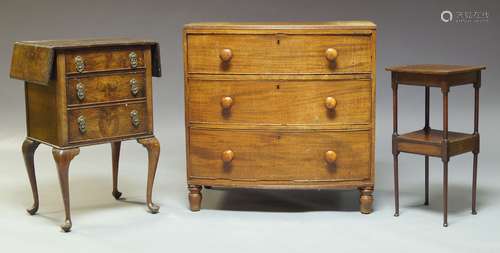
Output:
[
  {"xmin": 65, "ymin": 47, "xmax": 145, "ymax": 74},
  {"xmin": 67, "ymin": 72, "xmax": 146, "ymax": 106},
  {"xmin": 68, "ymin": 102, "xmax": 148, "ymax": 143},
  {"xmin": 188, "ymin": 128, "xmax": 372, "ymax": 181},
  {"xmin": 188, "ymin": 79, "xmax": 372, "ymax": 125},
  {"xmin": 186, "ymin": 34, "xmax": 372, "ymax": 74}
]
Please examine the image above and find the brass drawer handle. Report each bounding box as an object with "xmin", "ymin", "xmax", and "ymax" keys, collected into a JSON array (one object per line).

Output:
[
  {"xmin": 325, "ymin": 97, "xmax": 337, "ymax": 110},
  {"xmin": 77, "ymin": 116, "xmax": 86, "ymax": 133},
  {"xmin": 130, "ymin": 79, "xmax": 139, "ymax": 96},
  {"xmin": 325, "ymin": 48, "xmax": 338, "ymax": 61},
  {"xmin": 130, "ymin": 110, "xmax": 140, "ymax": 127},
  {"xmin": 222, "ymin": 150, "xmax": 234, "ymax": 163},
  {"xmin": 219, "ymin": 48, "xmax": 233, "ymax": 62},
  {"xmin": 129, "ymin": 52, "xmax": 138, "ymax": 68},
  {"xmin": 325, "ymin": 150, "xmax": 337, "ymax": 164},
  {"xmin": 76, "ymin": 82, "xmax": 85, "ymax": 101},
  {"xmin": 74, "ymin": 56, "xmax": 85, "ymax": 73},
  {"xmin": 221, "ymin": 96, "xmax": 233, "ymax": 109}
]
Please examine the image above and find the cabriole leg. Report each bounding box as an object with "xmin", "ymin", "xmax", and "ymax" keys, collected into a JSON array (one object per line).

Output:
[
  {"xmin": 22, "ymin": 138, "xmax": 40, "ymax": 215},
  {"xmin": 111, "ymin": 141, "xmax": 122, "ymax": 200},
  {"xmin": 52, "ymin": 147, "xmax": 80, "ymax": 232},
  {"xmin": 138, "ymin": 137, "xmax": 160, "ymax": 214}
]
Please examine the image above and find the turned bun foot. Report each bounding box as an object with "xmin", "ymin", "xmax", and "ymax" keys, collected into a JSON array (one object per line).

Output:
[
  {"xmin": 26, "ymin": 204, "xmax": 39, "ymax": 215},
  {"xmin": 188, "ymin": 185, "xmax": 202, "ymax": 211},
  {"xmin": 148, "ymin": 203, "xmax": 160, "ymax": 214},
  {"xmin": 359, "ymin": 187, "xmax": 374, "ymax": 214},
  {"xmin": 443, "ymin": 222, "xmax": 448, "ymax": 227},
  {"xmin": 60, "ymin": 220, "xmax": 72, "ymax": 233},
  {"xmin": 394, "ymin": 212, "xmax": 399, "ymax": 217},
  {"xmin": 112, "ymin": 190, "xmax": 123, "ymax": 200}
]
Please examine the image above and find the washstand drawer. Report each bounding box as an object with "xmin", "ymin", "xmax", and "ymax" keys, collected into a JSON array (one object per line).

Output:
[
  {"xmin": 186, "ymin": 34, "xmax": 372, "ymax": 74},
  {"xmin": 188, "ymin": 129, "xmax": 372, "ymax": 181},
  {"xmin": 188, "ymin": 79, "xmax": 372, "ymax": 125},
  {"xmin": 68, "ymin": 102, "xmax": 149, "ymax": 143},
  {"xmin": 67, "ymin": 72, "xmax": 146, "ymax": 105},
  {"xmin": 65, "ymin": 47, "xmax": 145, "ymax": 74}
]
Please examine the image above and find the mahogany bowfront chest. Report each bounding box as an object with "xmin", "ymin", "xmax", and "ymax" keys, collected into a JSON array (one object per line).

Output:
[
  {"xmin": 10, "ymin": 39, "xmax": 162, "ymax": 232},
  {"xmin": 183, "ymin": 22, "xmax": 377, "ymax": 213}
]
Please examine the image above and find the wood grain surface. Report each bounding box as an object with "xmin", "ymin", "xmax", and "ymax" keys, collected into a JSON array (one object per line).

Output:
[
  {"xmin": 67, "ymin": 72, "xmax": 146, "ymax": 105},
  {"xmin": 65, "ymin": 47, "xmax": 145, "ymax": 74},
  {"xmin": 184, "ymin": 23, "xmax": 376, "ymax": 212},
  {"xmin": 188, "ymin": 79, "xmax": 372, "ymax": 125},
  {"xmin": 67, "ymin": 101, "xmax": 149, "ymax": 144},
  {"xmin": 188, "ymin": 128, "xmax": 371, "ymax": 182},
  {"xmin": 187, "ymin": 34, "xmax": 372, "ymax": 74}
]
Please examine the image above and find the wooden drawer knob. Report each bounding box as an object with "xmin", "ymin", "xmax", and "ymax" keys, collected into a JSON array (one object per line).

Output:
[
  {"xmin": 325, "ymin": 48, "xmax": 338, "ymax": 61},
  {"xmin": 325, "ymin": 150, "xmax": 337, "ymax": 164},
  {"xmin": 221, "ymin": 96, "xmax": 234, "ymax": 109},
  {"xmin": 219, "ymin": 48, "xmax": 233, "ymax": 62},
  {"xmin": 325, "ymin": 97, "xmax": 337, "ymax": 110},
  {"xmin": 222, "ymin": 150, "xmax": 234, "ymax": 163}
]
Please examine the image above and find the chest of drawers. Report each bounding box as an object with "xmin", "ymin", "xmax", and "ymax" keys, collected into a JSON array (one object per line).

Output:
[
  {"xmin": 184, "ymin": 22, "xmax": 376, "ymax": 213},
  {"xmin": 10, "ymin": 39, "xmax": 162, "ymax": 232}
]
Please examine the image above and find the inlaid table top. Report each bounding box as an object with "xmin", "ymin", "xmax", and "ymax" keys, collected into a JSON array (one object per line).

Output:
[{"xmin": 386, "ymin": 64, "xmax": 485, "ymax": 75}]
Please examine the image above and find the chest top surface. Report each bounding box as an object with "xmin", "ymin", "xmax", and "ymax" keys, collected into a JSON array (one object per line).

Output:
[
  {"xmin": 184, "ymin": 21, "xmax": 376, "ymax": 30},
  {"xmin": 10, "ymin": 38, "xmax": 161, "ymax": 85}
]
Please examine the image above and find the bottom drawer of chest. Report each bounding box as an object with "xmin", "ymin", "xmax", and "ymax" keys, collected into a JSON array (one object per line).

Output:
[
  {"xmin": 68, "ymin": 102, "xmax": 149, "ymax": 144},
  {"xmin": 188, "ymin": 128, "xmax": 372, "ymax": 182}
]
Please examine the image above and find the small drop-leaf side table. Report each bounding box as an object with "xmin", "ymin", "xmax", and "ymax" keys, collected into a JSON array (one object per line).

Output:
[{"xmin": 10, "ymin": 39, "xmax": 162, "ymax": 232}]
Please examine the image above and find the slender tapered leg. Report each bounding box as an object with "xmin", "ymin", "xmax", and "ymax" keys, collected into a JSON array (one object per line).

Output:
[
  {"xmin": 188, "ymin": 185, "xmax": 202, "ymax": 211},
  {"xmin": 392, "ymin": 74, "xmax": 400, "ymax": 217},
  {"xmin": 52, "ymin": 147, "xmax": 79, "ymax": 232},
  {"xmin": 111, "ymin": 141, "xmax": 122, "ymax": 200},
  {"xmin": 138, "ymin": 137, "xmax": 160, "ymax": 214},
  {"xmin": 443, "ymin": 161, "xmax": 449, "ymax": 227},
  {"xmin": 472, "ymin": 81, "xmax": 480, "ymax": 215},
  {"xmin": 442, "ymin": 85, "xmax": 449, "ymax": 227},
  {"xmin": 424, "ymin": 86, "xmax": 430, "ymax": 206},
  {"xmin": 425, "ymin": 156, "xmax": 429, "ymax": 205},
  {"xmin": 472, "ymin": 153, "xmax": 478, "ymax": 215},
  {"xmin": 359, "ymin": 186, "xmax": 374, "ymax": 214},
  {"xmin": 22, "ymin": 138, "xmax": 40, "ymax": 215},
  {"xmin": 394, "ymin": 154, "xmax": 400, "ymax": 217}
]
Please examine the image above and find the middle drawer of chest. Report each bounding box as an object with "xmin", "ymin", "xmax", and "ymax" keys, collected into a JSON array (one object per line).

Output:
[
  {"xmin": 67, "ymin": 72, "xmax": 146, "ymax": 106},
  {"xmin": 188, "ymin": 79, "xmax": 372, "ymax": 125}
]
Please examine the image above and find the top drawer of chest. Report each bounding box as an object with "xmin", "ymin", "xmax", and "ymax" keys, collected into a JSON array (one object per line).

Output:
[
  {"xmin": 10, "ymin": 39, "xmax": 161, "ymax": 86},
  {"xmin": 186, "ymin": 34, "xmax": 373, "ymax": 75},
  {"xmin": 65, "ymin": 47, "xmax": 146, "ymax": 75}
]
